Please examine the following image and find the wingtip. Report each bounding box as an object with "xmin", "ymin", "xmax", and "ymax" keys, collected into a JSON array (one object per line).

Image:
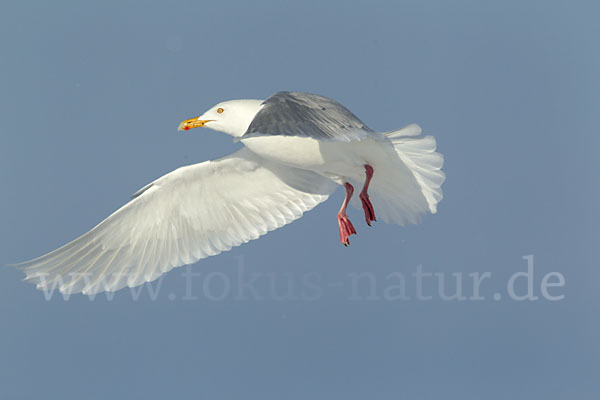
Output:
[{"xmin": 6, "ymin": 261, "xmax": 26, "ymax": 269}]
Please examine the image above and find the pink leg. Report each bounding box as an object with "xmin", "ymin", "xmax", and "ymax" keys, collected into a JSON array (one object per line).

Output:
[
  {"xmin": 360, "ymin": 164, "xmax": 376, "ymax": 226},
  {"xmin": 337, "ymin": 182, "xmax": 357, "ymax": 246}
]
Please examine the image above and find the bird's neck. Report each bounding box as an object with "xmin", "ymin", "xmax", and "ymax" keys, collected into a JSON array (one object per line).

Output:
[{"xmin": 222, "ymin": 99, "xmax": 264, "ymax": 138}]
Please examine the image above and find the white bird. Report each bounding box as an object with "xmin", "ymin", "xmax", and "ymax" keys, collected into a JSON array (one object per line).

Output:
[{"xmin": 13, "ymin": 91, "xmax": 445, "ymax": 295}]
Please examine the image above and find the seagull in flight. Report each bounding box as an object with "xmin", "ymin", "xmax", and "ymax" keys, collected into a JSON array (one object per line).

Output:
[{"xmin": 14, "ymin": 91, "xmax": 445, "ymax": 295}]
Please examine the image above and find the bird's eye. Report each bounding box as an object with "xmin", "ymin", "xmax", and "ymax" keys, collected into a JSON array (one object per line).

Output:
[{"xmin": 217, "ymin": 108, "xmax": 224, "ymax": 114}]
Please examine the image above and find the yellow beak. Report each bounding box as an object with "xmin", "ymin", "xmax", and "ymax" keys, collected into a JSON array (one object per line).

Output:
[{"xmin": 178, "ymin": 118, "xmax": 213, "ymax": 131}]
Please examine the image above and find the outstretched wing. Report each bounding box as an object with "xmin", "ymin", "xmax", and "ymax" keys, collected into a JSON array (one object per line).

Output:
[
  {"xmin": 242, "ymin": 91, "xmax": 375, "ymax": 142},
  {"xmin": 14, "ymin": 147, "xmax": 337, "ymax": 295}
]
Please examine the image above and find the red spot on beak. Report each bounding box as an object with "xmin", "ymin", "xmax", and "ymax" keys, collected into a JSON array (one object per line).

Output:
[{"xmin": 183, "ymin": 126, "xmax": 190, "ymax": 130}]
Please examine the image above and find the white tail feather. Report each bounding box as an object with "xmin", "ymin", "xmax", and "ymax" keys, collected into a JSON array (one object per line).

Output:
[
  {"xmin": 349, "ymin": 124, "xmax": 445, "ymax": 225},
  {"xmin": 387, "ymin": 126, "xmax": 445, "ymax": 213},
  {"xmin": 385, "ymin": 123, "xmax": 422, "ymax": 138}
]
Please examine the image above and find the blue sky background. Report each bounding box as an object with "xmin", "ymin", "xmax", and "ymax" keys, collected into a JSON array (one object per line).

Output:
[{"xmin": 1, "ymin": 1, "xmax": 599, "ymax": 399}]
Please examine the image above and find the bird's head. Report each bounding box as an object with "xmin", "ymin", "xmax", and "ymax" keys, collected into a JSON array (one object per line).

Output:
[{"xmin": 178, "ymin": 99, "xmax": 263, "ymax": 138}]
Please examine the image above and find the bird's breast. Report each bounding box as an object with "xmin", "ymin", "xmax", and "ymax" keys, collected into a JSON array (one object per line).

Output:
[
  {"xmin": 240, "ymin": 136, "xmax": 327, "ymax": 170},
  {"xmin": 240, "ymin": 135, "xmax": 390, "ymax": 185}
]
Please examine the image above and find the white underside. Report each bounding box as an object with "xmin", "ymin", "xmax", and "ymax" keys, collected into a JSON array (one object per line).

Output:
[
  {"xmin": 241, "ymin": 125, "xmax": 445, "ymax": 223},
  {"xmin": 241, "ymin": 134, "xmax": 387, "ymax": 184}
]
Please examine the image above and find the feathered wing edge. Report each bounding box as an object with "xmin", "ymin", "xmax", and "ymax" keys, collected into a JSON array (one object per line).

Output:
[{"xmin": 10, "ymin": 148, "xmax": 337, "ymax": 295}]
